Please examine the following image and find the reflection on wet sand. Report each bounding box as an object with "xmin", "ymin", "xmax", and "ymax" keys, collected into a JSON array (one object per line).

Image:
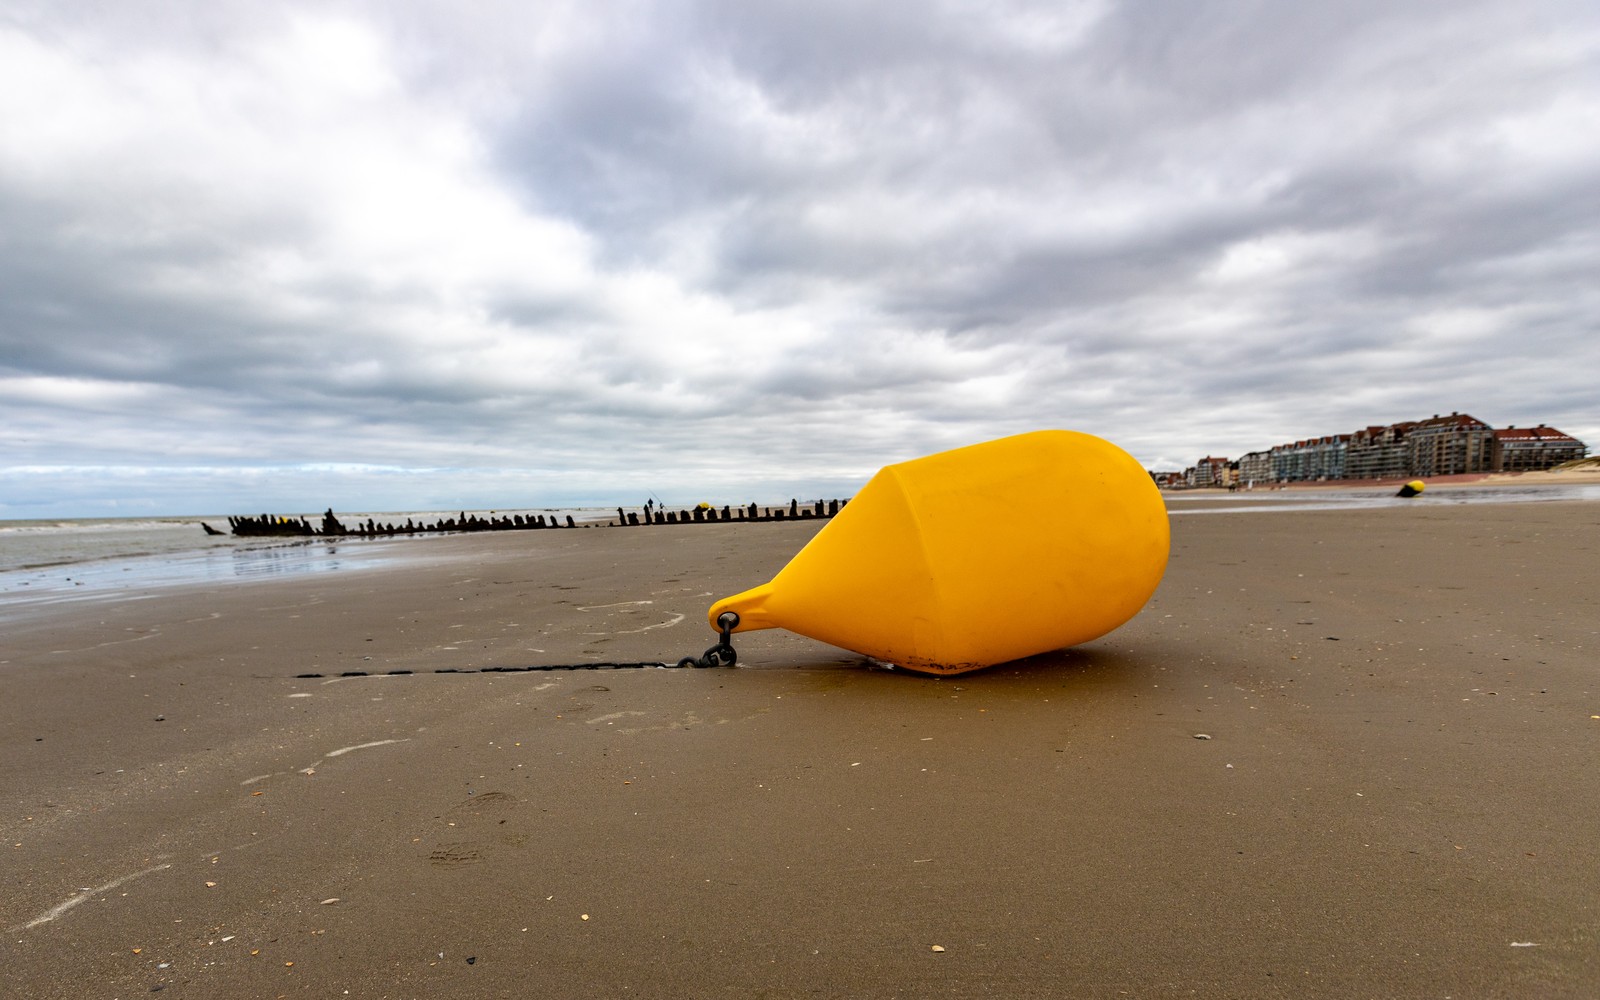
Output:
[
  {"xmin": 1167, "ymin": 482, "xmax": 1600, "ymax": 514},
  {"xmin": 1, "ymin": 536, "xmax": 414, "ymax": 620}
]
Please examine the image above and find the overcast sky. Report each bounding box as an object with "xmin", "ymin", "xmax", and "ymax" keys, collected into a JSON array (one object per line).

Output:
[{"xmin": 3, "ymin": 0, "xmax": 1597, "ymax": 518}]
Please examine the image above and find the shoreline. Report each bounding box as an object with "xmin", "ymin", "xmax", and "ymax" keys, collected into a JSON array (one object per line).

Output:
[
  {"xmin": 8, "ymin": 479, "xmax": 1598, "ymax": 621},
  {"xmin": 4, "ymin": 500, "xmax": 1598, "ymax": 996}
]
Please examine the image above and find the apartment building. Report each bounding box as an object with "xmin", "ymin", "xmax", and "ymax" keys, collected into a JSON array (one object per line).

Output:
[
  {"xmin": 1270, "ymin": 435, "xmax": 1350, "ymax": 482},
  {"xmin": 1157, "ymin": 413, "xmax": 1587, "ymax": 487},
  {"xmin": 1191, "ymin": 456, "xmax": 1232, "ymax": 488},
  {"xmin": 1236, "ymin": 450, "xmax": 1273, "ymax": 486},
  {"xmin": 1406, "ymin": 412, "xmax": 1495, "ymax": 475},
  {"xmin": 1493, "ymin": 425, "xmax": 1587, "ymax": 472},
  {"xmin": 1344, "ymin": 422, "xmax": 1416, "ymax": 480}
]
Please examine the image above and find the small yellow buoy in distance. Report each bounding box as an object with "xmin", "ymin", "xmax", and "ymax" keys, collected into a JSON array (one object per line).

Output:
[
  {"xmin": 707, "ymin": 430, "xmax": 1170, "ymax": 675},
  {"xmin": 1396, "ymin": 480, "xmax": 1425, "ymax": 498}
]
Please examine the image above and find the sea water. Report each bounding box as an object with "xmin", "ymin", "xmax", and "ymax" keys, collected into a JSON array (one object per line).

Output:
[
  {"xmin": 1, "ymin": 516, "xmax": 242, "ymax": 574},
  {"xmin": 0, "ymin": 508, "xmax": 610, "ymax": 620},
  {"xmin": 4, "ymin": 488, "xmax": 1596, "ymax": 620}
]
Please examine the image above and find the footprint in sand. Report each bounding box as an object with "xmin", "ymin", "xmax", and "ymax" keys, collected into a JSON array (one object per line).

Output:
[
  {"xmin": 424, "ymin": 791, "xmax": 527, "ymax": 868},
  {"xmin": 451, "ymin": 789, "xmax": 519, "ymax": 817},
  {"xmin": 427, "ymin": 844, "xmax": 483, "ymax": 868}
]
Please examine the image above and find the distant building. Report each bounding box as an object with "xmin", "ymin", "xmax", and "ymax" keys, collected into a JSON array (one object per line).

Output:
[
  {"xmin": 1406, "ymin": 412, "xmax": 1495, "ymax": 476},
  {"xmin": 1151, "ymin": 471, "xmax": 1188, "ymax": 489},
  {"xmin": 1345, "ymin": 422, "xmax": 1416, "ymax": 480},
  {"xmin": 1345, "ymin": 411, "xmax": 1507, "ymax": 478},
  {"xmin": 1493, "ymin": 425, "xmax": 1587, "ymax": 472},
  {"xmin": 1271, "ymin": 435, "xmax": 1349, "ymax": 482},
  {"xmin": 1168, "ymin": 411, "xmax": 1587, "ymax": 488},
  {"xmin": 1236, "ymin": 450, "xmax": 1272, "ymax": 486},
  {"xmin": 1192, "ymin": 456, "xmax": 1231, "ymax": 488}
]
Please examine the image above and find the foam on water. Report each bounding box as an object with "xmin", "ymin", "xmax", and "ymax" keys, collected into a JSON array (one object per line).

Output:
[{"xmin": 0, "ymin": 516, "xmax": 238, "ymax": 572}]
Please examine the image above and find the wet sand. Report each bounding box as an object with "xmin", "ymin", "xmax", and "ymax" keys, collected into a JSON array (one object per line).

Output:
[{"xmin": 3, "ymin": 501, "xmax": 1598, "ymax": 998}]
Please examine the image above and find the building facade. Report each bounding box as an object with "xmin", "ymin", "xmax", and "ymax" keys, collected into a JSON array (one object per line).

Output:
[
  {"xmin": 1236, "ymin": 450, "xmax": 1273, "ymax": 486},
  {"xmin": 1270, "ymin": 435, "xmax": 1349, "ymax": 482},
  {"xmin": 1344, "ymin": 422, "xmax": 1416, "ymax": 480},
  {"xmin": 1192, "ymin": 456, "xmax": 1231, "ymax": 488},
  {"xmin": 1492, "ymin": 425, "xmax": 1588, "ymax": 472},
  {"xmin": 1152, "ymin": 413, "xmax": 1587, "ymax": 487},
  {"xmin": 1406, "ymin": 413, "xmax": 1495, "ymax": 476}
]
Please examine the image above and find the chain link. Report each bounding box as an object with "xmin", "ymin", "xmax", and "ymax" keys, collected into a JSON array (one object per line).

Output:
[{"xmin": 676, "ymin": 611, "xmax": 740, "ymax": 668}]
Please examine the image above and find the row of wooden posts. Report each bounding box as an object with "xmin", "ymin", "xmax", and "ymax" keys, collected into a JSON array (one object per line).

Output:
[
  {"xmin": 617, "ymin": 498, "xmax": 845, "ymax": 526},
  {"xmin": 222, "ymin": 500, "xmax": 846, "ymax": 538},
  {"xmin": 228, "ymin": 509, "xmax": 584, "ymax": 538}
]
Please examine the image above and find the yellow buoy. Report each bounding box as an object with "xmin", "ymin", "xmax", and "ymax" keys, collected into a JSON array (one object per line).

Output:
[
  {"xmin": 1396, "ymin": 480, "xmax": 1425, "ymax": 498},
  {"xmin": 707, "ymin": 430, "xmax": 1169, "ymax": 675}
]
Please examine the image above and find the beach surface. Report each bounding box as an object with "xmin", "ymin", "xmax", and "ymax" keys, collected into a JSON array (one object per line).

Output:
[{"xmin": 4, "ymin": 500, "xmax": 1597, "ymax": 998}]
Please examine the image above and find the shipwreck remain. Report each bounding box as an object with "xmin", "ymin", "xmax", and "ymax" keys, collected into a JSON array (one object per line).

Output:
[{"xmin": 213, "ymin": 500, "xmax": 847, "ymax": 538}]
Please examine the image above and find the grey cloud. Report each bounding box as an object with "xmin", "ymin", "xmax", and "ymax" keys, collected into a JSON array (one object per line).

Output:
[{"xmin": 2, "ymin": 0, "xmax": 1596, "ymax": 515}]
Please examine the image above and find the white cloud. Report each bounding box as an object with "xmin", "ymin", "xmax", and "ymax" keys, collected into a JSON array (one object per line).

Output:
[{"xmin": 2, "ymin": 0, "xmax": 1597, "ymax": 515}]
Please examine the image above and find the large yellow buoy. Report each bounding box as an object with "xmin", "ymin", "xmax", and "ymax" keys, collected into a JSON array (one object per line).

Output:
[{"xmin": 707, "ymin": 430, "xmax": 1169, "ymax": 675}]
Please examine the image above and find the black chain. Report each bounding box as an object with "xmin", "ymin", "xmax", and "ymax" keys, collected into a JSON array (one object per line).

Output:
[
  {"xmin": 293, "ymin": 611, "xmax": 741, "ymax": 678},
  {"xmin": 676, "ymin": 611, "xmax": 740, "ymax": 668}
]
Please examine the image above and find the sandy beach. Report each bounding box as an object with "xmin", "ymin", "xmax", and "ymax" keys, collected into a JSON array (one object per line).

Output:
[{"xmin": 4, "ymin": 500, "xmax": 1598, "ymax": 998}]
